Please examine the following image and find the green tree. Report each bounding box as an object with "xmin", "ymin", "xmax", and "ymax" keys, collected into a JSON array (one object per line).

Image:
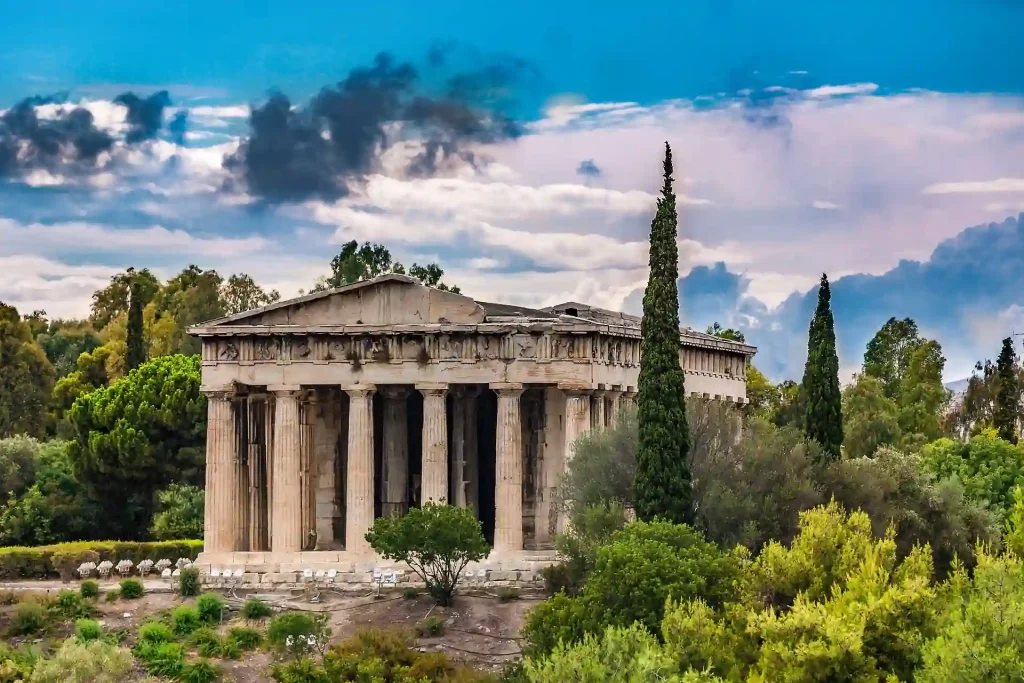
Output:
[
  {"xmin": 744, "ymin": 365, "xmax": 780, "ymax": 421},
  {"xmin": 0, "ymin": 303, "xmax": 55, "ymax": 438},
  {"xmin": 705, "ymin": 322, "xmax": 745, "ymax": 343},
  {"xmin": 89, "ymin": 268, "xmax": 159, "ymax": 331},
  {"xmin": 0, "ymin": 435, "xmax": 39, "ymax": 501},
  {"xmin": 920, "ymin": 431, "xmax": 1024, "ymax": 518},
  {"xmin": 221, "ymin": 273, "xmax": 281, "ymax": 315},
  {"xmin": 864, "ymin": 317, "xmax": 921, "ymax": 398},
  {"xmin": 842, "ymin": 373, "xmax": 901, "ymax": 458},
  {"xmin": 150, "ymin": 483, "xmax": 204, "ymax": 540},
  {"xmin": 994, "ymin": 337, "xmax": 1020, "ymax": 443},
  {"xmin": 771, "ymin": 380, "xmax": 804, "ymax": 428},
  {"xmin": 67, "ymin": 354, "xmax": 206, "ymax": 538},
  {"xmin": 365, "ymin": 503, "xmax": 489, "ymax": 605},
  {"xmin": 801, "ymin": 274, "xmax": 843, "ymax": 460},
  {"xmin": 125, "ymin": 277, "xmax": 146, "ymax": 372},
  {"xmin": 30, "ymin": 316, "xmax": 102, "ymax": 378},
  {"xmin": 311, "ymin": 240, "xmax": 460, "ymax": 293},
  {"xmin": 150, "ymin": 266, "xmax": 225, "ymax": 356},
  {"xmin": 635, "ymin": 143, "xmax": 691, "ymax": 524}
]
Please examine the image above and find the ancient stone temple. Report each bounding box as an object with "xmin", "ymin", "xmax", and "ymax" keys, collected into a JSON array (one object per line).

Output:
[{"xmin": 190, "ymin": 274, "xmax": 755, "ymax": 584}]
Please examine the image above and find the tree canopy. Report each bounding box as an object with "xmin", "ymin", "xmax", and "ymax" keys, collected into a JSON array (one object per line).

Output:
[
  {"xmin": 311, "ymin": 240, "xmax": 461, "ymax": 293},
  {"xmin": 801, "ymin": 274, "xmax": 843, "ymax": 459},
  {"xmin": 0, "ymin": 303, "xmax": 55, "ymax": 438}
]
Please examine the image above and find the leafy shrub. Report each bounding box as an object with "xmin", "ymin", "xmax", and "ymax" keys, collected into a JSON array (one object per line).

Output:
[
  {"xmin": 227, "ymin": 626, "xmax": 263, "ymax": 651},
  {"xmin": 79, "ymin": 579, "xmax": 99, "ymax": 599},
  {"xmin": 104, "ymin": 588, "xmax": 120, "ymax": 602},
  {"xmin": 29, "ymin": 639, "xmax": 133, "ymax": 683},
  {"xmin": 498, "ymin": 587, "xmax": 520, "ymax": 603},
  {"xmin": 9, "ymin": 599, "xmax": 48, "ymax": 635},
  {"xmin": 920, "ymin": 432, "xmax": 1024, "ymax": 518},
  {"xmin": 51, "ymin": 589, "xmax": 93, "ymax": 620},
  {"xmin": 268, "ymin": 612, "xmax": 331, "ymax": 660},
  {"xmin": 317, "ymin": 628, "xmax": 491, "ymax": 683},
  {"xmin": 196, "ymin": 592, "xmax": 227, "ymax": 624},
  {"xmin": 138, "ymin": 620, "xmax": 173, "ymax": 644},
  {"xmin": 190, "ymin": 627, "xmax": 223, "ymax": 657},
  {"xmin": 546, "ymin": 501, "xmax": 626, "ymax": 595},
  {"xmin": 135, "ymin": 641, "xmax": 184, "ymax": 678},
  {"xmin": 366, "ymin": 503, "xmax": 489, "ymax": 606},
  {"xmin": 402, "ymin": 587, "xmax": 419, "ymax": 600},
  {"xmin": 271, "ymin": 657, "xmax": 329, "ymax": 683},
  {"xmin": 179, "ymin": 658, "xmax": 221, "ymax": 683},
  {"xmin": 416, "ymin": 615, "xmax": 445, "ymax": 637},
  {"xmin": 118, "ymin": 578, "xmax": 143, "ymax": 599},
  {"xmin": 0, "ymin": 642, "xmax": 40, "ymax": 681},
  {"xmin": 172, "ymin": 604, "xmax": 201, "ymax": 635},
  {"xmin": 242, "ymin": 597, "xmax": 272, "ymax": 620},
  {"xmin": 218, "ymin": 638, "xmax": 241, "ymax": 660},
  {"xmin": 179, "ymin": 566, "xmax": 201, "ymax": 597},
  {"xmin": 0, "ymin": 540, "xmax": 202, "ymax": 580},
  {"xmin": 523, "ymin": 623, "xmax": 677, "ymax": 682},
  {"xmin": 151, "ymin": 483, "xmax": 204, "ymax": 541},
  {"xmin": 74, "ymin": 618, "xmax": 102, "ymax": 642}
]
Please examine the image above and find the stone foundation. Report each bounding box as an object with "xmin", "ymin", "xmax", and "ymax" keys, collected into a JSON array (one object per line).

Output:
[{"xmin": 195, "ymin": 549, "xmax": 556, "ymax": 590}]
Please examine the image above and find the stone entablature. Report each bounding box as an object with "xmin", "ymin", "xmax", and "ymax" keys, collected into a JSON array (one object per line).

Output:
[{"xmin": 188, "ymin": 274, "xmax": 757, "ymax": 584}]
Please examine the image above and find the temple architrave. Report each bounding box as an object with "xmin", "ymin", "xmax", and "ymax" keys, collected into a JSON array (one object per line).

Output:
[{"xmin": 189, "ymin": 274, "xmax": 756, "ymax": 585}]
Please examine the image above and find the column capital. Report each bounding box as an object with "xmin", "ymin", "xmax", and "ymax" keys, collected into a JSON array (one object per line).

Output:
[
  {"xmin": 268, "ymin": 384, "xmax": 303, "ymax": 396},
  {"xmin": 416, "ymin": 382, "xmax": 448, "ymax": 396},
  {"xmin": 202, "ymin": 384, "xmax": 239, "ymax": 400},
  {"xmin": 558, "ymin": 382, "xmax": 593, "ymax": 396},
  {"xmin": 489, "ymin": 382, "xmax": 524, "ymax": 397},
  {"xmin": 344, "ymin": 383, "xmax": 376, "ymax": 398},
  {"xmin": 381, "ymin": 385, "xmax": 412, "ymax": 400}
]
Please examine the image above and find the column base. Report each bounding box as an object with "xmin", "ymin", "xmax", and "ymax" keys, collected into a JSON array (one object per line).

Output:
[{"xmin": 192, "ymin": 549, "xmax": 557, "ymax": 590}]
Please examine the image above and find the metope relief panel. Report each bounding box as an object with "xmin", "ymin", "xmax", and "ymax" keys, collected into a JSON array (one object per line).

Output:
[
  {"xmin": 253, "ymin": 337, "xmax": 280, "ymax": 362},
  {"xmin": 286, "ymin": 336, "xmax": 313, "ymax": 362}
]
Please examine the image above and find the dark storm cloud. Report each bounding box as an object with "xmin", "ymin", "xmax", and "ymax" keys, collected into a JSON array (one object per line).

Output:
[
  {"xmin": 576, "ymin": 159, "xmax": 602, "ymax": 178},
  {"xmin": 224, "ymin": 50, "xmax": 529, "ymax": 203},
  {"xmin": 0, "ymin": 90, "xmax": 183, "ymax": 180}
]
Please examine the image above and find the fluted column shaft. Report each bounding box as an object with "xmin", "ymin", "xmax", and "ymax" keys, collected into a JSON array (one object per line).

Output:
[
  {"xmin": 381, "ymin": 386, "xmax": 410, "ymax": 517},
  {"xmin": 418, "ymin": 384, "xmax": 449, "ymax": 505},
  {"xmin": 591, "ymin": 391, "xmax": 607, "ymax": 430},
  {"xmin": 606, "ymin": 390, "xmax": 623, "ymax": 426},
  {"xmin": 271, "ymin": 389, "xmax": 303, "ymax": 553},
  {"xmin": 204, "ymin": 390, "xmax": 242, "ymax": 553},
  {"xmin": 452, "ymin": 388, "xmax": 468, "ymax": 508},
  {"xmin": 346, "ymin": 386, "xmax": 376, "ymax": 554},
  {"xmin": 464, "ymin": 387, "xmax": 480, "ymax": 515},
  {"xmin": 559, "ymin": 386, "xmax": 593, "ymax": 533},
  {"xmin": 492, "ymin": 384, "xmax": 524, "ymax": 552}
]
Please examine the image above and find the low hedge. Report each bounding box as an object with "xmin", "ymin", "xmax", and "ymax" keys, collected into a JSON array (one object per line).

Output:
[{"xmin": 0, "ymin": 540, "xmax": 203, "ymax": 580}]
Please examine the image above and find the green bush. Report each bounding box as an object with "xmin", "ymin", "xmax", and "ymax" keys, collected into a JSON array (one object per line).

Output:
[
  {"xmin": 79, "ymin": 579, "xmax": 99, "ymax": 599},
  {"xmin": 9, "ymin": 599, "xmax": 48, "ymax": 635},
  {"xmin": 316, "ymin": 628, "xmax": 493, "ymax": 682},
  {"xmin": 172, "ymin": 604, "xmax": 201, "ymax": 635},
  {"xmin": 29, "ymin": 638, "xmax": 134, "ymax": 683},
  {"xmin": 416, "ymin": 615, "xmax": 445, "ymax": 638},
  {"xmin": 365, "ymin": 503, "xmax": 489, "ymax": 606},
  {"xmin": 523, "ymin": 623, "xmax": 678, "ymax": 682},
  {"xmin": 151, "ymin": 483, "xmax": 204, "ymax": 541},
  {"xmin": 498, "ymin": 587, "xmax": 520, "ymax": 603},
  {"xmin": 227, "ymin": 626, "xmax": 263, "ymax": 651},
  {"xmin": 268, "ymin": 612, "xmax": 331, "ymax": 660},
  {"xmin": 179, "ymin": 566, "xmax": 201, "ymax": 597},
  {"xmin": 118, "ymin": 578, "xmax": 143, "ymax": 600},
  {"xmin": 0, "ymin": 642, "xmax": 40, "ymax": 681},
  {"xmin": 402, "ymin": 587, "xmax": 419, "ymax": 600},
  {"xmin": 51, "ymin": 589, "xmax": 93, "ymax": 620},
  {"xmin": 196, "ymin": 592, "xmax": 227, "ymax": 624},
  {"xmin": 241, "ymin": 597, "xmax": 272, "ymax": 620},
  {"xmin": 190, "ymin": 627, "xmax": 223, "ymax": 657},
  {"xmin": 179, "ymin": 658, "xmax": 221, "ymax": 683},
  {"xmin": 135, "ymin": 641, "xmax": 184, "ymax": 679},
  {"xmin": 104, "ymin": 588, "xmax": 120, "ymax": 602},
  {"xmin": 0, "ymin": 540, "xmax": 202, "ymax": 580},
  {"xmin": 74, "ymin": 617, "xmax": 102, "ymax": 642},
  {"xmin": 217, "ymin": 638, "xmax": 241, "ymax": 660},
  {"xmin": 138, "ymin": 620, "xmax": 173, "ymax": 644},
  {"xmin": 547, "ymin": 502, "xmax": 627, "ymax": 596}
]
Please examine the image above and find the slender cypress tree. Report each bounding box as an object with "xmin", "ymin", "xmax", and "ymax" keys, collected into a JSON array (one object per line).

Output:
[
  {"xmin": 994, "ymin": 337, "xmax": 1019, "ymax": 443},
  {"xmin": 802, "ymin": 273, "xmax": 843, "ymax": 459},
  {"xmin": 125, "ymin": 275, "xmax": 146, "ymax": 372},
  {"xmin": 635, "ymin": 142, "xmax": 692, "ymax": 524}
]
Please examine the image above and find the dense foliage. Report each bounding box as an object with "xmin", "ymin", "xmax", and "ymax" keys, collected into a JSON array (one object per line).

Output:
[
  {"xmin": 801, "ymin": 274, "xmax": 843, "ymax": 459},
  {"xmin": 67, "ymin": 354, "xmax": 205, "ymax": 538},
  {"xmin": 366, "ymin": 503, "xmax": 489, "ymax": 605},
  {"xmin": 0, "ymin": 303, "xmax": 55, "ymax": 438},
  {"xmin": 994, "ymin": 336, "xmax": 1021, "ymax": 443},
  {"xmin": 311, "ymin": 240, "xmax": 460, "ymax": 293},
  {"xmin": 635, "ymin": 143, "xmax": 692, "ymax": 524},
  {"xmin": 151, "ymin": 483, "xmax": 205, "ymax": 540},
  {"xmin": 919, "ymin": 431, "xmax": 1024, "ymax": 518}
]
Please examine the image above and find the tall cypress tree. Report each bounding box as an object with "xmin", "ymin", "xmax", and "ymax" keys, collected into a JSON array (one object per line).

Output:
[
  {"xmin": 635, "ymin": 142, "xmax": 692, "ymax": 524},
  {"xmin": 125, "ymin": 274, "xmax": 146, "ymax": 372},
  {"xmin": 993, "ymin": 337, "xmax": 1019, "ymax": 443},
  {"xmin": 802, "ymin": 273, "xmax": 843, "ymax": 459}
]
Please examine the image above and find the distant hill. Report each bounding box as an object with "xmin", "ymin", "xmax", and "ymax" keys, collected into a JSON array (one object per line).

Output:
[{"xmin": 945, "ymin": 378, "xmax": 970, "ymax": 394}]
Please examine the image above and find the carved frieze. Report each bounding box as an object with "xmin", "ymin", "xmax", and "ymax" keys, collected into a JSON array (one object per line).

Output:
[{"xmin": 253, "ymin": 338, "xmax": 280, "ymax": 361}]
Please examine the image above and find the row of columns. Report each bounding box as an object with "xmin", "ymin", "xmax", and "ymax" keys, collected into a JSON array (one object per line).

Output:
[{"xmin": 204, "ymin": 383, "xmax": 636, "ymax": 557}]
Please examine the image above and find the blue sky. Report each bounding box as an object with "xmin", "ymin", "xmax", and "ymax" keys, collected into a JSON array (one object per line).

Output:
[{"xmin": 1, "ymin": 0, "xmax": 1023, "ymax": 381}]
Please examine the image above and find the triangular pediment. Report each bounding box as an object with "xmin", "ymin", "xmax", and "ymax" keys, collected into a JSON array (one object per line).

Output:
[{"xmin": 198, "ymin": 274, "xmax": 486, "ymax": 328}]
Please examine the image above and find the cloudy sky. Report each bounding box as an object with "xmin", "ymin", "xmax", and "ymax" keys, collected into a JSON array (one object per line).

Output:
[{"xmin": 1, "ymin": 0, "xmax": 1023, "ymax": 382}]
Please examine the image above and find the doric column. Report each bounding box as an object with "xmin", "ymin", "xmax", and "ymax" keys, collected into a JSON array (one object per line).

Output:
[
  {"xmin": 492, "ymin": 383, "xmax": 524, "ymax": 552},
  {"xmin": 345, "ymin": 385, "xmax": 376, "ymax": 554},
  {"xmin": 418, "ymin": 384, "xmax": 449, "ymax": 505},
  {"xmin": 313, "ymin": 397, "xmax": 342, "ymax": 549},
  {"xmin": 381, "ymin": 386, "xmax": 410, "ymax": 517},
  {"xmin": 591, "ymin": 390, "xmax": 607, "ymax": 430},
  {"xmin": 624, "ymin": 388, "xmax": 638, "ymax": 408},
  {"xmin": 606, "ymin": 389, "xmax": 623, "ymax": 426},
  {"xmin": 247, "ymin": 395, "xmax": 270, "ymax": 552},
  {"xmin": 451, "ymin": 387, "xmax": 468, "ymax": 508},
  {"xmin": 204, "ymin": 388, "xmax": 243, "ymax": 553},
  {"xmin": 270, "ymin": 387, "xmax": 303, "ymax": 553},
  {"xmin": 559, "ymin": 385, "xmax": 593, "ymax": 533},
  {"xmin": 464, "ymin": 386, "xmax": 481, "ymax": 515}
]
